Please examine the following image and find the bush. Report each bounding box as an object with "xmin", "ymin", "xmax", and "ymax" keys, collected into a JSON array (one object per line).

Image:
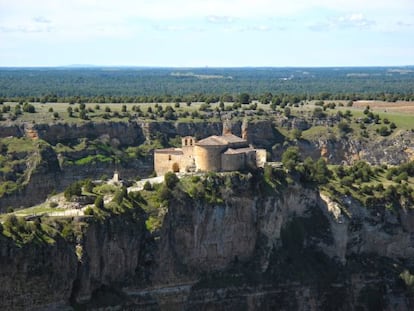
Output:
[
  {"xmin": 338, "ymin": 121, "xmax": 352, "ymax": 135},
  {"xmin": 83, "ymin": 179, "xmax": 94, "ymax": 193},
  {"xmin": 340, "ymin": 176, "xmax": 354, "ymax": 187},
  {"xmin": 112, "ymin": 187, "xmax": 127, "ymax": 204},
  {"xmin": 94, "ymin": 195, "xmax": 104, "ymax": 209},
  {"xmin": 143, "ymin": 181, "xmax": 153, "ymax": 191},
  {"xmin": 22, "ymin": 103, "xmax": 36, "ymax": 113},
  {"xmin": 158, "ymin": 184, "xmax": 172, "ymax": 202},
  {"xmin": 64, "ymin": 181, "xmax": 82, "ymax": 200},
  {"xmin": 164, "ymin": 172, "xmax": 179, "ymax": 189},
  {"xmin": 312, "ymin": 107, "xmax": 326, "ymax": 118},
  {"xmin": 49, "ymin": 201, "xmax": 58, "ymax": 208},
  {"xmin": 282, "ymin": 146, "xmax": 300, "ymax": 171},
  {"xmin": 84, "ymin": 207, "xmax": 94, "ymax": 215},
  {"xmin": 377, "ymin": 126, "xmax": 390, "ymax": 136}
]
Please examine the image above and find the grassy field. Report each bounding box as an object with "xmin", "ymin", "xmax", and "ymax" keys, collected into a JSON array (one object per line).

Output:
[{"xmin": 1, "ymin": 100, "xmax": 413, "ymax": 128}]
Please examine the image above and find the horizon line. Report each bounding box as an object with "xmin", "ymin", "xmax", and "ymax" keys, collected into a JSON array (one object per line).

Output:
[{"xmin": 0, "ymin": 65, "xmax": 413, "ymax": 69}]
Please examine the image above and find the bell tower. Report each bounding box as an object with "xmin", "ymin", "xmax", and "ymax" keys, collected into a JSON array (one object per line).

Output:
[
  {"xmin": 241, "ymin": 119, "xmax": 249, "ymax": 141},
  {"xmin": 222, "ymin": 118, "xmax": 232, "ymax": 135}
]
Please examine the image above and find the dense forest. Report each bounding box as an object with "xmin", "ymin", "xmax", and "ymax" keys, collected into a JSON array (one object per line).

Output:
[{"xmin": 0, "ymin": 67, "xmax": 414, "ymax": 102}]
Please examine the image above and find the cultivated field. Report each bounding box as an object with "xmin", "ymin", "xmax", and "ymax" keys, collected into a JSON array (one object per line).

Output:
[{"xmin": 353, "ymin": 100, "xmax": 414, "ymax": 114}]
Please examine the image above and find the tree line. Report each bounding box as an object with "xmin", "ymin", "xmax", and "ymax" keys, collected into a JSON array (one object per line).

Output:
[{"xmin": 1, "ymin": 67, "xmax": 414, "ymax": 101}]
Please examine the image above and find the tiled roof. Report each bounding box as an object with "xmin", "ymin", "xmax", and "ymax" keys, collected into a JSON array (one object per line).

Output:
[
  {"xmin": 220, "ymin": 134, "xmax": 247, "ymax": 144},
  {"xmin": 224, "ymin": 147, "xmax": 255, "ymax": 155},
  {"xmin": 196, "ymin": 134, "xmax": 247, "ymax": 146},
  {"xmin": 196, "ymin": 135, "xmax": 228, "ymax": 146}
]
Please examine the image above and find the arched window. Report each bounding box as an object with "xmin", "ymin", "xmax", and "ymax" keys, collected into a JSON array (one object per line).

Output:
[
  {"xmin": 185, "ymin": 139, "xmax": 188, "ymax": 146},
  {"xmin": 168, "ymin": 155, "xmax": 172, "ymax": 161}
]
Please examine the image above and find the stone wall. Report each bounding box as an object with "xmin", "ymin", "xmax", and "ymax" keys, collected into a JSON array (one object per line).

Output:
[
  {"xmin": 154, "ymin": 152, "xmax": 182, "ymax": 176},
  {"xmin": 221, "ymin": 152, "xmax": 246, "ymax": 172},
  {"xmin": 194, "ymin": 145, "xmax": 225, "ymax": 172},
  {"xmin": 221, "ymin": 149, "xmax": 265, "ymax": 172},
  {"xmin": 256, "ymin": 149, "xmax": 267, "ymax": 168}
]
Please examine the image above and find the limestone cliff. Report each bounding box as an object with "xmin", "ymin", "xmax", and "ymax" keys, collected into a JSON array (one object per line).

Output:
[
  {"xmin": 2, "ymin": 118, "xmax": 412, "ymax": 210},
  {"xmin": 0, "ymin": 210, "xmax": 151, "ymax": 311},
  {"xmin": 143, "ymin": 173, "xmax": 414, "ymax": 310},
  {"xmin": 3, "ymin": 172, "xmax": 413, "ymax": 310}
]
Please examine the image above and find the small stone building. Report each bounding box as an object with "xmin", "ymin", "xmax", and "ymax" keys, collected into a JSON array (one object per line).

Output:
[{"xmin": 154, "ymin": 123, "xmax": 266, "ymax": 176}]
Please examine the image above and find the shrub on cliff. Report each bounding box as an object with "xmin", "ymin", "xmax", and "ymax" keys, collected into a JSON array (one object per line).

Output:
[
  {"xmin": 83, "ymin": 179, "xmax": 94, "ymax": 193},
  {"xmin": 94, "ymin": 195, "xmax": 104, "ymax": 209},
  {"xmin": 282, "ymin": 146, "xmax": 300, "ymax": 171},
  {"xmin": 64, "ymin": 181, "xmax": 82, "ymax": 200},
  {"xmin": 164, "ymin": 172, "xmax": 179, "ymax": 189},
  {"xmin": 143, "ymin": 181, "xmax": 153, "ymax": 191},
  {"xmin": 112, "ymin": 187, "xmax": 127, "ymax": 205}
]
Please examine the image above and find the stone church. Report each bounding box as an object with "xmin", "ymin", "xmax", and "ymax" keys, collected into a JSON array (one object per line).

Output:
[{"xmin": 154, "ymin": 121, "xmax": 267, "ymax": 176}]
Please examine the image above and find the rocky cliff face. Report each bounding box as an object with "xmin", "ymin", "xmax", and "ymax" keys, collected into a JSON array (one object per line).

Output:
[
  {"xmin": 0, "ymin": 144, "xmax": 152, "ymax": 212},
  {"xmin": 2, "ymin": 118, "xmax": 412, "ymax": 209},
  {"xmin": 143, "ymin": 174, "xmax": 414, "ymax": 310},
  {"xmin": 295, "ymin": 130, "xmax": 414, "ymax": 165},
  {"xmin": 34, "ymin": 122, "xmax": 146, "ymax": 146},
  {"xmin": 0, "ymin": 211, "xmax": 151, "ymax": 311},
  {"xmin": 3, "ymin": 172, "xmax": 413, "ymax": 310},
  {"xmin": 0, "ymin": 231, "xmax": 78, "ymax": 310}
]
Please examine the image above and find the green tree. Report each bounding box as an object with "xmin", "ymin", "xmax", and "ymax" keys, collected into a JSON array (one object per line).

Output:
[
  {"xmin": 143, "ymin": 181, "xmax": 153, "ymax": 191},
  {"xmin": 282, "ymin": 146, "xmax": 300, "ymax": 171},
  {"xmin": 164, "ymin": 172, "xmax": 179, "ymax": 189},
  {"xmin": 67, "ymin": 106, "xmax": 73, "ymax": 117},
  {"xmin": 94, "ymin": 195, "xmax": 104, "ymax": 209},
  {"xmin": 290, "ymin": 128, "xmax": 302, "ymax": 140},
  {"xmin": 79, "ymin": 109, "xmax": 88, "ymax": 120},
  {"xmin": 22, "ymin": 103, "xmax": 35, "ymax": 113},
  {"xmin": 239, "ymin": 93, "xmax": 250, "ymax": 105},
  {"xmin": 64, "ymin": 182, "xmax": 82, "ymax": 200},
  {"xmin": 83, "ymin": 179, "xmax": 94, "ymax": 193},
  {"xmin": 284, "ymin": 107, "xmax": 291, "ymax": 118},
  {"xmin": 377, "ymin": 126, "xmax": 390, "ymax": 136},
  {"xmin": 312, "ymin": 107, "xmax": 326, "ymax": 118},
  {"xmin": 338, "ymin": 121, "xmax": 352, "ymax": 135},
  {"xmin": 313, "ymin": 158, "xmax": 330, "ymax": 184}
]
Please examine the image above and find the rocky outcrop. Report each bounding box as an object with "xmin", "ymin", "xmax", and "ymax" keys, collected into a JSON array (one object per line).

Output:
[
  {"xmin": 34, "ymin": 122, "xmax": 146, "ymax": 146},
  {"xmin": 0, "ymin": 143, "xmax": 61, "ymax": 210},
  {"xmin": 0, "ymin": 123, "xmax": 24, "ymax": 138},
  {"xmin": 0, "ymin": 233, "xmax": 78, "ymax": 310},
  {"xmin": 0, "ymin": 211, "xmax": 151, "ymax": 311},
  {"xmin": 126, "ymin": 173, "xmax": 414, "ymax": 310},
  {"xmin": 1, "ymin": 173, "xmax": 414, "ymax": 310},
  {"xmin": 72, "ymin": 212, "xmax": 151, "ymax": 305}
]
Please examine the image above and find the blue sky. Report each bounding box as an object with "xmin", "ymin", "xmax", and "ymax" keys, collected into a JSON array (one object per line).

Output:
[{"xmin": 0, "ymin": 0, "xmax": 413, "ymax": 67}]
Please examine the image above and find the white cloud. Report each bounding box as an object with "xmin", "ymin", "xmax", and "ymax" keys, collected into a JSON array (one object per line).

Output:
[
  {"xmin": 308, "ymin": 13, "xmax": 376, "ymax": 31},
  {"xmin": 153, "ymin": 24, "xmax": 205, "ymax": 32},
  {"xmin": 2, "ymin": 0, "xmax": 411, "ymax": 22},
  {"xmin": 397, "ymin": 21, "xmax": 413, "ymax": 27},
  {"xmin": 337, "ymin": 13, "xmax": 375, "ymax": 28},
  {"xmin": 206, "ymin": 16, "xmax": 235, "ymax": 24},
  {"xmin": 224, "ymin": 25, "xmax": 272, "ymax": 33},
  {"xmin": 0, "ymin": 0, "xmax": 412, "ymax": 39},
  {"xmin": 33, "ymin": 16, "xmax": 51, "ymax": 24}
]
